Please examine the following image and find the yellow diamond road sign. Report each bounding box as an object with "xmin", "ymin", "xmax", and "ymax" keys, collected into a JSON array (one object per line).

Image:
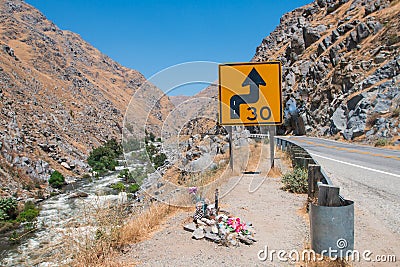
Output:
[{"xmin": 218, "ymin": 61, "xmax": 283, "ymax": 126}]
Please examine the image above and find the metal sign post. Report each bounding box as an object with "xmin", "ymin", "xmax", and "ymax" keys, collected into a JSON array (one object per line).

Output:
[
  {"xmin": 269, "ymin": 126, "xmax": 276, "ymax": 168},
  {"xmin": 227, "ymin": 126, "xmax": 233, "ymax": 171}
]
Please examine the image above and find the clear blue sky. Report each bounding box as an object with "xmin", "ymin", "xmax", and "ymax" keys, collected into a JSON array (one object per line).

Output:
[{"xmin": 26, "ymin": 0, "xmax": 311, "ymax": 95}]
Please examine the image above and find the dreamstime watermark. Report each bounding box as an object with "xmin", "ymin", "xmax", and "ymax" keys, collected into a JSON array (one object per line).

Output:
[{"xmin": 257, "ymin": 238, "xmax": 397, "ymax": 263}]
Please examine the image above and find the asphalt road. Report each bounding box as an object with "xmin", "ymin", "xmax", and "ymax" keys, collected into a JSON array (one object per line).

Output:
[{"xmin": 281, "ymin": 136, "xmax": 400, "ymax": 263}]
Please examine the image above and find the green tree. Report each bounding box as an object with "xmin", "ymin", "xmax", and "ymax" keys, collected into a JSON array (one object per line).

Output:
[
  {"xmin": 16, "ymin": 201, "xmax": 39, "ymax": 222},
  {"xmin": 127, "ymin": 183, "xmax": 140, "ymax": 193},
  {"xmin": 87, "ymin": 138, "xmax": 122, "ymax": 173},
  {"xmin": 153, "ymin": 153, "xmax": 167, "ymax": 169},
  {"xmin": 111, "ymin": 182, "xmax": 126, "ymax": 192},
  {"xmin": 49, "ymin": 170, "xmax": 65, "ymax": 189}
]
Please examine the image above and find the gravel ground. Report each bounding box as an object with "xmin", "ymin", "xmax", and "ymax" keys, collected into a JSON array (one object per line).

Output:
[{"xmin": 121, "ymin": 153, "xmax": 309, "ymax": 266}]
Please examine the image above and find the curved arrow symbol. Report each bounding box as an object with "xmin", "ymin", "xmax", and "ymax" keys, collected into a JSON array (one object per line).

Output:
[{"xmin": 230, "ymin": 67, "xmax": 266, "ymax": 119}]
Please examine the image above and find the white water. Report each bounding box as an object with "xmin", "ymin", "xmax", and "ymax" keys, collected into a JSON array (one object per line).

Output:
[{"xmin": 1, "ymin": 172, "xmax": 130, "ymax": 267}]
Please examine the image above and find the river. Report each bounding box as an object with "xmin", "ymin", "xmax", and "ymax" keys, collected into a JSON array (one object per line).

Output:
[{"xmin": 0, "ymin": 167, "xmax": 136, "ymax": 266}]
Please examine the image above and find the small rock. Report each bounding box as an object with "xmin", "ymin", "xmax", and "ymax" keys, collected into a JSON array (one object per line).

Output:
[
  {"xmin": 205, "ymin": 232, "xmax": 221, "ymax": 243},
  {"xmin": 192, "ymin": 228, "xmax": 205, "ymax": 240},
  {"xmin": 211, "ymin": 225, "xmax": 218, "ymax": 234},
  {"xmin": 61, "ymin": 162, "xmax": 71, "ymax": 170},
  {"xmin": 200, "ymin": 218, "xmax": 215, "ymax": 225},
  {"xmin": 183, "ymin": 222, "xmax": 196, "ymax": 232},
  {"xmin": 196, "ymin": 219, "xmax": 207, "ymax": 226},
  {"xmin": 68, "ymin": 191, "xmax": 89, "ymax": 199}
]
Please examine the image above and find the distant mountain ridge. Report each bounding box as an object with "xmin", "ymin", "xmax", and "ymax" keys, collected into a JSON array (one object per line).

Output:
[{"xmin": 0, "ymin": 0, "xmax": 172, "ymax": 198}]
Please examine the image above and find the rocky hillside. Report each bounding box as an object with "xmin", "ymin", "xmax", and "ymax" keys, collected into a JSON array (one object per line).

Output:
[
  {"xmin": 253, "ymin": 0, "xmax": 399, "ymax": 144},
  {"xmin": 0, "ymin": 0, "xmax": 171, "ymax": 198},
  {"xmin": 195, "ymin": 0, "xmax": 399, "ymax": 146}
]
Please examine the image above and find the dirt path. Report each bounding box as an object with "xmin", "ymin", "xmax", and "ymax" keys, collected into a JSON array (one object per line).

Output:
[{"xmin": 122, "ymin": 146, "xmax": 309, "ymax": 266}]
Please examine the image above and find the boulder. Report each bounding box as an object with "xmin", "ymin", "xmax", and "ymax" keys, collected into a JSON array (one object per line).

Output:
[
  {"xmin": 317, "ymin": 0, "xmax": 327, "ymax": 7},
  {"xmin": 347, "ymin": 94, "xmax": 364, "ymax": 111},
  {"xmin": 290, "ymin": 34, "xmax": 305, "ymax": 56},
  {"xmin": 329, "ymin": 46, "xmax": 341, "ymax": 66},
  {"xmin": 366, "ymin": 20, "xmax": 382, "ymax": 34},
  {"xmin": 356, "ymin": 23, "xmax": 370, "ymax": 42},
  {"xmin": 330, "ymin": 105, "xmax": 347, "ymax": 134},
  {"xmin": 303, "ymin": 26, "xmax": 326, "ymax": 48},
  {"xmin": 68, "ymin": 191, "xmax": 89, "ymax": 199},
  {"xmin": 346, "ymin": 31, "xmax": 358, "ymax": 51}
]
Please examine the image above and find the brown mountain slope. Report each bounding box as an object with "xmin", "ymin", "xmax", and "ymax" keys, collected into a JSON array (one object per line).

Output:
[
  {"xmin": 0, "ymin": 0, "xmax": 171, "ymax": 198},
  {"xmin": 195, "ymin": 0, "xmax": 399, "ymax": 145}
]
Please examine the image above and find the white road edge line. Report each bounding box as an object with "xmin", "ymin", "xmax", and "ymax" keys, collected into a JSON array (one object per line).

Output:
[{"xmin": 310, "ymin": 153, "xmax": 400, "ymax": 178}]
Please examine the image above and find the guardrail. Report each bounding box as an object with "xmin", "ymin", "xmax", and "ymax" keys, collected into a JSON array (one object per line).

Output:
[
  {"xmin": 275, "ymin": 136, "xmax": 355, "ymax": 258},
  {"xmin": 249, "ymin": 133, "xmax": 269, "ymax": 139}
]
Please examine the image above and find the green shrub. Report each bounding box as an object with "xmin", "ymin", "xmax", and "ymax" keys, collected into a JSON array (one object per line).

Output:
[
  {"xmin": 17, "ymin": 207, "xmax": 38, "ymax": 221},
  {"xmin": 282, "ymin": 167, "xmax": 308, "ymax": 194},
  {"xmin": 88, "ymin": 138, "xmax": 122, "ymax": 173},
  {"xmin": 153, "ymin": 153, "xmax": 167, "ymax": 169},
  {"xmin": 17, "ymin": 201, "xmax": 39, "ymax": 222},
  {"xmin": 118, "ymin": 169, "xmax": 131, "ymax": 179},
  {"xmin": 0, "ymin": 210, "xmax": 8, "ymax": 221},
  {"xmin": 127, "ymin": 183, "xmax": 140, "ymax": 193},
  {"xmin": 49, "ymin": 170, "xmax": 65, "ymax": 188},
  {"xmin": 145, "ymin": 144, "xmax": 157, "ymax": 157},
  {"xmin": 374, "ymin": 138, "xmax": 392, "ymax": 147},
  {"xmin": 111, "ymin": 182, "xmax": 125, "ymax": 192},
  {"xmin": 0, "ymin": 197, "xmax": 18, "ymax": 221}
]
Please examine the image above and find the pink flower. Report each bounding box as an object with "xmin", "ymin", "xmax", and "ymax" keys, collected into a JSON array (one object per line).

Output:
[{"xmin": 188, "ymin": 187, "xmax": 197, "ymax": 194}]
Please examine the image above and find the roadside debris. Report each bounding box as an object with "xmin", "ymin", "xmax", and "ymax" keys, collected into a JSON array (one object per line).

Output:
[{"xmin": 184, "ymin": 188, "xmax": 256, "ymax": 246}]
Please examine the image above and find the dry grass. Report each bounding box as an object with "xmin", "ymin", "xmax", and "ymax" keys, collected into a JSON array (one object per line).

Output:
[
  {"xmin": 276, "ymin": 149, "xmax": 293, "ymax": 168},
  {"xmin": 267, "ymin": 166, "xmax": 282, "ymax": 178},
  {"xmin": 36, "ymin": 198, "xmax": 188, "ymax": 267},
  {"xmin": 118, "ymin": 203, "xmax": 182, "ymax": 245}
]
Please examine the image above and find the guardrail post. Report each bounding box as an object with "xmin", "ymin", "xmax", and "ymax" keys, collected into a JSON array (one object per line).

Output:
[
  {"xmin": 282, "ymin": 140, "xmax": 287, "ymax": 151},
  {"xmin": 293, "ymin": 156, "xmax": 303, "ymax": 168},
  {"xmin": 275, "ymin": 138, "xmax": 280, "ymax": 150},
  {"xmin": 318, "ymin": 184, "xmax": 341, "ymax": 207},
  {"xmin": 308, "ymin": 164, "xmax": 321, "ymax": 200},
  {"xmin": 302, "ymin": 157, "xmax": 314, "ymax": 169}
]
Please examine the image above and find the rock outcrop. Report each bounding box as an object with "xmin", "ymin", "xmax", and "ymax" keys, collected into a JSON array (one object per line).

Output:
[{"xmin": 253, "ymin": 0, "xmax": 399, "ymax": 143}]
